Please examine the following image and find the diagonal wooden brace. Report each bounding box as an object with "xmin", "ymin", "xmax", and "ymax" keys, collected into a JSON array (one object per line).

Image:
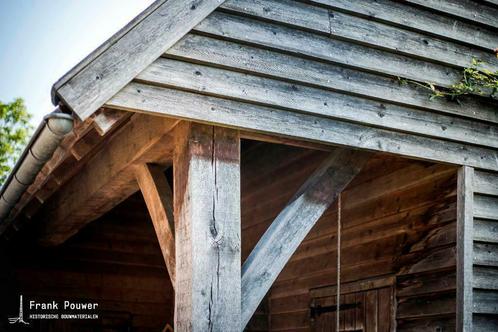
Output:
[
  {"xmin": 136, "ymin": 163, "xmax": 176, "ymax": 287},
  {"xmin": 241, "ymin": 148, "xmax": 372, "ymax": 329}
]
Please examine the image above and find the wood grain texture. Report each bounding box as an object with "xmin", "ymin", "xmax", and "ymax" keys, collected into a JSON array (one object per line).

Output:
[
  {"xmin": 305, "ymin": 0, "xmax": 498, "ymax": 50},
  {"xmin": 221, "ymin": 0, "xmax": 498, "ymax": 71},
  {"xmin": 51, "ymin": 0, "xmax": 167, "ymax": 100},
  {"xmin": 37, "ymin": 114, "xmax": 179, "ymax": 246},
  {"xmin": 11, "ymin": 193, "xmax": 175, "ymax": 331},
  {"xmin": 474, "ymin": 266, "xmax": 498, "ymax": 290},
  {"xmin": 457, "ymin": 166, "xmax": 474, "ymax": 332},
  {"xmin": 174, "ymin": 123, "xmax": 240, "ymax": 331},
  {"xmin": 240, "ymin": 148, "xmax": 371, "ymax": 328},
  {"xmin": 473, "ymin": 314, "xmax": 498, "ymax": 332},
  {"xmin": 474, "ymin": 219, "xmax": 498, "ymax": 244},
  {"xmin": 167, "ymin": 34, "xmax": 498, "ymax": 124},
  {"xmin": 54, "ymin": 0, "xmax": 225, "ymax": 120},
  {"xmin": 405, "ymin": 0, "xmax": 498, "ymax": 29},
  {"xmin": 473, "ymin": 289, "xmax": 498, "ymax": 314},
  {"xmin": 136, "ymin": 163, "xmax": 176, "ymax": 287},
  {"xmin": 474, "ymin": 171, "xmax": 498, "ymax": 196},
  {"xmin": 138, "ymin": 57, "xmax": 498, "ymax": 149},
  {"xmin": 474, "ymin": 194, "xmax": 498, "ymax": 220},
  {"xmin": 107, "ymin": 83, "xmax": 498, "ymax": 171},
  {"xmin": 195, "ymin": 11, "xmax": 463, "ymax": 87},
  {"xmin": 92, "ymin": 109, "xmax": 129, "ymax": 135},
  {"xmin": 474, "ymin": 242, "xmax": 498, "ymax": 266}
]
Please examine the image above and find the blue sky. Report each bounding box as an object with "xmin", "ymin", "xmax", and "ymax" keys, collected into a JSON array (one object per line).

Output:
[{"xmin": 0, "ymin": 0, "xmax": 154, "ymax": 126}]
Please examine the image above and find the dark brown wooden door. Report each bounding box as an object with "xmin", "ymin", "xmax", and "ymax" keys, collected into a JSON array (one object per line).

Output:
[{"xmin": 311, "ymin": 283, "xmax": 393, "ymax": 332}]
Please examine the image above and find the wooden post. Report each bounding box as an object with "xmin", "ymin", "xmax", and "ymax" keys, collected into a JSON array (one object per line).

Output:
[
  {"xmin": 457, "ymin": 166, "xmax": 474, "ymax": 332},
  {"xmin": 241, "ymin": 148, "xmax": 371, "ymax": 328},
  {"xmin": 174, "ymin": 122, "xmax": 241, "ymax": 331},
  {"xmin": 136, "ymin": 163, "xmax": 176, "ymax": 287}
]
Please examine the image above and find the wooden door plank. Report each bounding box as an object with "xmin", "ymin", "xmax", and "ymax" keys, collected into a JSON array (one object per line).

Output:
[
  {"xmin": 136, "ymin": 163, "xmax": 176, "ymax": 287},
  {"xmin": 377, "ymin": 287, "xmax": 392, "ymax": 332},
  {"xmin": 365, "ymin": 289, "xmax": 378, "ymax": 331},
  {"xmin": 174, "ymin": 122, "xmax": 241, "ymax": 331},
  {"xmin": 241, "ymin": 148, "xmax": 371, "ymax": 328}
]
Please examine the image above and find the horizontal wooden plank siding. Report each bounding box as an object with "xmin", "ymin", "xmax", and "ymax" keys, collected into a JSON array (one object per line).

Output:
[
  {"xmin": 405, "ymin": 0, "xmax": 498, "ymax": 29},
  {"xmin": 137, "ymin": 58, "xmax": 498, "ymax": 149},
  {"xmin": 221, "ymin": 0, "xmax": 498, "ymax": 70},
  {"xmin": 305, "ymin": 0, "xmax": 498, "ymax": 50},
  {"xmin": 475, "ymin": 171, "xmax": 498, "ymax": 196},
  {"xmin": 165, "ymin": 34, "xmax": 498, "ymax": 124},
  {"xmin": 106, "ymin": 1, "xmax": 498, "ymax": 326},
  {"xmin": 473, "ymin": 169, "xmax": 498, "ymax": 329},
  {"xmin": 109, "ymin": 0, "xmax": 498, "ymax": 173},
  {"xmin": 108, "ymin": 83, "xmax": 498, "ymax": 171},
  {"xmin": 11, "ymin": 193, "xmax": 175, "ymax": 331}
]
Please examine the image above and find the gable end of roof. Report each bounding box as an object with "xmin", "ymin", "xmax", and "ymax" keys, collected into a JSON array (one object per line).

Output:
[{"xmin": 52, "ymin": 0, "xmax": 225, "ymax": 121}]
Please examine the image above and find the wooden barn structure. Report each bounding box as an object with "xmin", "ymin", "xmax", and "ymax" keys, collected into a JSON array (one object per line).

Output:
[{"xmin": 1, "ymin": 0, "xmax": 498, "ymax": 331}]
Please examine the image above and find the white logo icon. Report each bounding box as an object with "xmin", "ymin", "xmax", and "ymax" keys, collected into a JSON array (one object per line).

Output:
[{"xmin": 8, "ymin": 295, "xmax": 29, "ymax": 325}]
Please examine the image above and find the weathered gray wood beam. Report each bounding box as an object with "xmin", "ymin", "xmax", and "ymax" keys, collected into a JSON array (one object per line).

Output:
[
  {"xmin": 405, "ymin": 0, "xmax": 498, "ymax": 29},
  {"xmin": 457, "ymin": 166, "xmax": 474, "ymax": 332},
  {"xmin": 167, "ymin": 34, "xmax": 498, "ymax": 124},
  {"xmin": 136, "ymin": 163, "xmax": 176, "ymax": 287},
  {"xmin": 53, "ymin": 0, "xmax": 225, "ymax": 120},
  {"xmin": 241, "ymin": 148, "xmax": 371, "ymax": 328},
  {"xmin": 91, "ymin": 109, "xmax": 129, "ymax": 135},
  {"xmin": 174, "ymin": 122, "xmax": 241, "ymax": 331},
  {"xmin": 303, "ymin": 0, "xmax": 498, "ymax": 50},
  {"xmin": 137, "ymin": 58, "xmax": 498, "ymax": 149},
  {"xmin": 106, "ymin": 83, "xmax": 498, "ymax": 171},
  {"xmin": 194, "ymin": 11, "xmax": 462, "ymax": 88},
  {"xmin": 221, "ymin": 0, "xmax": 498, "ymax": 71}
]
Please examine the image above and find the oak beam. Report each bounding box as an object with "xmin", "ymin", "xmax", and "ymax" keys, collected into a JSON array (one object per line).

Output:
[
  {"xmin": 136, "ymin": 163, "xmax": 176, "ymax": 287},
  {"xmin": 174, "ymin": 123, "xmax": 241, "ymax": 331},
  {"xmin": 92, "ymin": 108, "xmax": 129, "ymax": 135},
  {"xmin": 457, "ymin": 166, "xmax": 474, "ymax": 332},
  {"xmin": 37, "ymin": 114, "xmax": 179, "ymax": 245},
  {"xmin": 241, "ymin": 148, "xmax": 371, "ymax": 328},
  {"xmin": 107, "ymin": 83, "xmax": 498, "ymax": 172}
]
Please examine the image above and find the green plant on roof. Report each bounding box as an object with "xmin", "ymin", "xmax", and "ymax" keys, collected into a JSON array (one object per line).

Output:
[{"xmin": 399, "ymin": 58, "xmax": 498, "ymax": 103}]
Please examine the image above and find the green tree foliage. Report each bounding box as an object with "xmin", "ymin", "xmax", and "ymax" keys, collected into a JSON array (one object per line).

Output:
[{"xmin": 0, "ymin": 98, "xmax": 33, "ymax": 185}]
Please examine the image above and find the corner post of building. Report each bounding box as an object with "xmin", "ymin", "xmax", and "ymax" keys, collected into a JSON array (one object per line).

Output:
[
  {"xmin": 173, "ymin": 122, "xmax": 241, "ymax": 331},
  {"xmin": 457, "ymin": 166, "xmax": 474, "ymax": 332}
]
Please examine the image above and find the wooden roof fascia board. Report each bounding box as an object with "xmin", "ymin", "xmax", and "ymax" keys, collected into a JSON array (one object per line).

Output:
[
  {"xmin": 51, "ymin": 0, "xmax": 168, "ymax": 103},
  {"xmin": 52, "ymin": 0, "xmax": 226, "ymax": 121}
]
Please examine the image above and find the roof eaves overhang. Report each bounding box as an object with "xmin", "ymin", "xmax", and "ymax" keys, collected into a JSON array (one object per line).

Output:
[{"xmin": 52, "ymin": 0, "xmax": 226, "ymax": 121}]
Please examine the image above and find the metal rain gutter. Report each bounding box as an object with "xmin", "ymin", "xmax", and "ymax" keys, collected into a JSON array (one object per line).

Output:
[{"xmin": 0, "ymin": 107, "xmax": 74, "ymax": 232}]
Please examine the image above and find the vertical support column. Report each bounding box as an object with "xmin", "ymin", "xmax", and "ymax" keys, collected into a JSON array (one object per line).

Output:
[
  {"xmin": 457, "ymin": 166, "xmax": 474, "ymax": 332},
  {"xmin": 174, "ymin": 122, "xmax": 241, "ymax": 332}
]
